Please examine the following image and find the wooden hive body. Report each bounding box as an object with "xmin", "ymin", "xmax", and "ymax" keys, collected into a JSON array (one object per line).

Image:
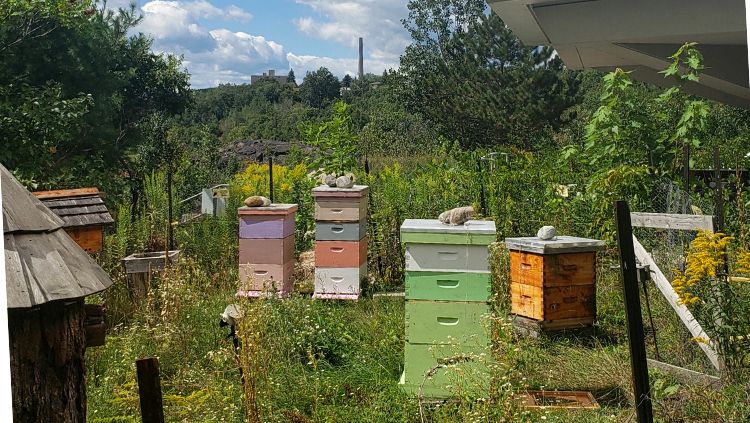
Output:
[
  {"xmin": 32, "ymin": 187, "xmax": 114, "ymax": 254},
  {"xmin": 237, "ymin": 204, "xmax": 297, "ymax": 298},
  {"xmin": 312, "ymin": 185, "xmax": 369, "ymax": 300},
  {"xmin": 399, "ymin": 219, "xmax": 496, "ymax": 398},
  {"xmin": 506, "ymin": 236, "xmax": 604, "ymax": 330}
]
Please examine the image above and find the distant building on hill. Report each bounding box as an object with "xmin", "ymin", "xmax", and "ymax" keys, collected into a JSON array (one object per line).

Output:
[{"xmin": 250, "ymin": 69, "xmax": 289, "ymax": 85}]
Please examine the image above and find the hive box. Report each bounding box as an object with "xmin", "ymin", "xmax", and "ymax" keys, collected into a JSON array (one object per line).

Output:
[
  {"xmin": 312, "ymin": 185, "xmax": 368, "ymax": 222},
  {"xmin": 405, "ymin": 271, "xmax": 491, "ymax": 302},
  {"xmin": 400, "ymin": 219, "xmax": 496, "ymax": 398},
  {"xmin": 313, "ymin": 263, "xmax": 367, "ymax": 300},
  {"xmin": 400, "ymin": 342, "xmax": 491, "ymax": 398},
  {"xmin": 239, "ymin": 235, "xmax": 295, "ymax": 264},
  {"xmin": 237, "ymin": 204, "xmax": 298, "ymax": 298},
  {"xmin": 405, "ymin": 301, "xmax": 490, "ymax": 345},
  {"xmin": 238, "ymin": 204, "xmax": 297, "ymax": 239},
  {"xmin": 314, "ymin": 237, "xmax": 368, "ymax": 268},
  {"xmin": 315, "ymin": 221, "xmax": 368, "ymax": 241},
  {"xmin": 312, "ymin": 185, "xmax": 369, "ymax": 300},
  {"xmin": 238, "ymin": 262, "xmax": 294, "ymax": 297},
  {"xmin": 505, "ymin": 236, "xmax": 604, "ymax": 331}
]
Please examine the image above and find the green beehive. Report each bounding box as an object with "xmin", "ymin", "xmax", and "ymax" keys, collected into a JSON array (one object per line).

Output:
[
  {"xmin": 399, "ymin": 219, "xmax": 496, "ymax": 398},
  {"xmin": 405, "ymin": 271, "xmax": 491, "ymax": 302}
]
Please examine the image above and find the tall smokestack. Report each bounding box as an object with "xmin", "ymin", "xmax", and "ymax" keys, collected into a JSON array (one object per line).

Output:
[{"xmin": 358, "ymin": 37, "xmax": 364, "ymax": 79}]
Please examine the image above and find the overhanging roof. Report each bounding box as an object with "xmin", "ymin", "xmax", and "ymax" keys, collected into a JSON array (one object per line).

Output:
[
  {"xmin": 488, "ymin": 0, "xmax": 750, "ymax": 108},
  {"xmin": 2, "ymin": 165, "xmax": 113, "ymax": 309}
]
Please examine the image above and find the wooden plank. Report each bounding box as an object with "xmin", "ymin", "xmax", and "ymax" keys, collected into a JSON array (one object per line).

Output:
[
  {"xmin": 32, "ymin": 187, "xmax": 100, "ymax": 199},
  {"xmin": 510, "ymin": 251, "xmax": 596, "ymax": 287},
  {"xmin": 61, "ymin": 212, "xmax": 114, "ymax": 227},
  {"xmin": 632, "ymin": 235, "xmax": 720, "ymax": 370},
  {"xmin": 5, "ymin": 230, "xmax": 113, "ymax": 309},
  {"xmin": 64, "ymin": 226, "xmax": 104, "ymax": 254},
  {"xmin": 42, "ymin": 196, "xmax": 103, "ymax": 208},
  {"xmin": 522, "ymin": 390, "xmax": 600, "ymax": 409},
  {"xmin": 136, "ymin": 357, "xmax": 165, "ymax": 423},
  {"xmin": 54, "ymin": 204, "xmax": 108, "ymax": 216},
  {"xmin": 2, "ymin": 165, "xmax": 63, "ymax": 233},
  {"xmin": 511, "ymin": 283, "xmax": 544, "ymax": 320},
  {"xmin": 630, "ymin": 212, "xmax": 714, "ymax": 232},
  {"xmin": 647, "ymin": 359, "xmax": 721, "ymax": 389}
]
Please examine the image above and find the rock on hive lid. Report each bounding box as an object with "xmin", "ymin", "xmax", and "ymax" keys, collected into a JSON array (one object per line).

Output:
[
  {"xmin": 504, "ymin": 236, "xmax": 605, "ymax": 254},
  {"xmin": 238, "ymin": 203, "xmax": 298, "ymax": 216},
  {"xmin": 311, "ymin": 185, "xmax": 369, "ymax": 198},
  {"xmin": 401, "ymin": 219, "xmax": 496, "ymax": 235}
]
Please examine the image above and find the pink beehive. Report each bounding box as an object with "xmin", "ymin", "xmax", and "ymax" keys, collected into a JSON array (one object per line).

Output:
[{"xmin": 237, "ymin": 203, "xmax": 297, "ymax": 298}]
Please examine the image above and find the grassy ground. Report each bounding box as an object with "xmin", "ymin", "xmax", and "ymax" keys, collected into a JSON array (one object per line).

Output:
[{"xmin": 85, "ymin": 242, "xmax": 750, "ymax": 422}]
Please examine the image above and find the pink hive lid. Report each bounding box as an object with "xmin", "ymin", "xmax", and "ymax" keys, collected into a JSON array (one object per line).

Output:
[{"xmin": 238, "ymin": 203, "xmax": 298, "ymax": 216}]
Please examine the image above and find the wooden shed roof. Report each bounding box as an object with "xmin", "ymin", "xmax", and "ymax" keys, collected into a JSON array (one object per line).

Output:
[
  {"xmin": 2, "ymin": 165, "xmax": 113, "ymax": 309},
  {"xmin": 33, "ymin": 188, "xmax": 114, "ymax": 228}
]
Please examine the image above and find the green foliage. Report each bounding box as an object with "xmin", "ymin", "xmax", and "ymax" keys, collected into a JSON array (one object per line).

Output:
[
  {"xmin": 302, "ymin": 100, "xmax": 359, "ymax": 177},
  {"xmin": 300, "ymin": 67, "xmax": 341, "ymax": 109},
  {"xmin": 398, "ymin": 0, "xmax": 579, "ymax": 148},
  {"xmin": 0, "ymin": 82, "xmax": 93, "ymax": 186},
  {"xmin": 0, "ymin": 2, "xmax": 191, "ymax": 199},
  {"xmin": 564, "ymin": 43, "xmax": 709, "ymax": 179}
]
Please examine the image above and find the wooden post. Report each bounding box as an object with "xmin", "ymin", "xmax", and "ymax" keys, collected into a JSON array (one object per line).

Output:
[
  {"xmin": 713, "ymin": 147, "xmax": 724, "ymax": 232},
  {"xmin": 477, "ymin": 158, "xmax": 486, "ymax": 216},
  {"xmin": 268, "ymin": 155, "xmax": 274, "ymax": 203},
  {"xmin": 136, "ymin": 357, "xmax": 165, "ymax": 423},
  {"xmin": 614, "ymin": 200, "xmax": 653, "ymax": 423},
  {"xmin": 166, "ymin": 168, "xmax": 174, "ymax": 264},
  {"xmin": 683, "ymin": 142, "xmax": 691, "ymax": 212}
]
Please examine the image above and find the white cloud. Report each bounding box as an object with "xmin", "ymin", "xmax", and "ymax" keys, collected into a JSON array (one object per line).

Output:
[
  {"xmin": 226, "ymin": 5, "xmax": 253, "ymax": 22},
  {"xmin": 109, "ymin": 0, "xmax": 409, "ymax": 87},
  {"xmin": 294, "ymin": 0, "xmax": 410, "ymax": 61},
  {"xmin": 133, "ymin": 1, "xmax": 282, "ymax": 87},
  {"xmin": 287, "ymin": 52, "xmax": 398, "ymax": 82}
]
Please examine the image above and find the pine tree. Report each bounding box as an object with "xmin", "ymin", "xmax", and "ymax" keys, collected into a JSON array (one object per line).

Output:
[
  {"xmin": 286, "ymin": 68, "xmax": 296, "ymax": 84},
  {"xmin": 398, "ymin": 0, "xmax": 579, "ymax": 148}
]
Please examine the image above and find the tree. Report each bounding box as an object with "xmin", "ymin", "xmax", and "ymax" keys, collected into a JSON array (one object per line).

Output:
[
  {"xmin": 341, "ymin": 74, "xmax": 353, "ymax": 88},
  {"xmin": 301, "ymin": 100, "xmax": 359, "ymax": 176},
  {"xmin": 300, "ymin": 67, "xmax": 340, "ymax": 108},
  {"xmin": 0, "ymin": 3, "xmax": 191, "ymax": 200},
  {"xmin": 398, "ymin": 0, "xmax": 579, "ymax": 148},
  {"xmin": 287, "ymin": 68, "xmax": 296, "ymax": 84}
]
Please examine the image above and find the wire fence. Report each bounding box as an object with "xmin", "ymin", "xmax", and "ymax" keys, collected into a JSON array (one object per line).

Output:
[{"xmin": 631, "ymin": 177, "xmax": 720, "ymax": 373}]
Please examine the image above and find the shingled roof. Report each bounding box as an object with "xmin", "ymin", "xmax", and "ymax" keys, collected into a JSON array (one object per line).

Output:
[
  {"xmin": 33, "ymin": 188, "xmax": 114, "ymax": 228},
  {"xmin": 2, "ymin": 165, "xmax": 113, "ymax": 309}
]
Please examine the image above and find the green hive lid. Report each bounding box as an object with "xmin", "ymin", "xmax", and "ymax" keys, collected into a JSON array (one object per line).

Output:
[
  {"xmin": 505, "ymin": 236, "xmax": 605, "ymax": 254},
  {"xmin": 400, "ymin": 219, "xmax": 496, "ymax": 235}
]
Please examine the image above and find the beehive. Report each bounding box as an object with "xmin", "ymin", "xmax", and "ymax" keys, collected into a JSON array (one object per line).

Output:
[
  {"xmin": 312, "ymin": 185, "xmax": 368, "ymax": 300},
  {"xmin": 505, "ymin": 236, "xmax": 604, "ymax": 331},
  {"xmin": 237, "ymin": 204, "xmax": 297, "ymax": 298},
  {"xmin": 400, "ymin": 219, "xmax": 495, "ymax": 398}
]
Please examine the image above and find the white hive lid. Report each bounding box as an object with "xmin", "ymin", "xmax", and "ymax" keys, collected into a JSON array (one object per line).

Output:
[
  {"xmin": 400, "ymin": 219, "xmax": 496, "ymax": 235},
  {"xmin": 504, "ymin": 236, "xmax": 605, "ymax": 254}
]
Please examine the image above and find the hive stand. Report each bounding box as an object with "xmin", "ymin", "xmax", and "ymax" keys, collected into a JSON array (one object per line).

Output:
[
  {"xmin": 399, "ymin": 219, "xmax": 496, "ymax": 398},
  {"xmin": 312, "ymin": 185, "xmax": 368, "ymax": 300},
  {"xmin": 505, "ymin": 236, "xmax": 605, "ymax": 337},
  {"xmin": 237, "ymin": 204, "xmax": 297, "ymax": 298}
]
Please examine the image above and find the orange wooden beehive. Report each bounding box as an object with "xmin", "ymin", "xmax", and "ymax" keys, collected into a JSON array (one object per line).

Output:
[
  {"xmin": 505, "ymin": 236, "xmax": 604, "ymax": 331},
  {"xmin": 32, "ymin": 187, "xmax": 114, "ymax": 254}
]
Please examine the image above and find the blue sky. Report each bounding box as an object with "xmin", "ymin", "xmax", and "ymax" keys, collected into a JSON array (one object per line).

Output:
[{"xmin": 104, "ymin": 0, "xmax": 411, "ymax": 88}]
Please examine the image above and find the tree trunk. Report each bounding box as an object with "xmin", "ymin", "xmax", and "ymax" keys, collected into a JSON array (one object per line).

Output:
[{"xmin": 9, "ymin": 300, "xmax": 87, "ymax": 423}]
